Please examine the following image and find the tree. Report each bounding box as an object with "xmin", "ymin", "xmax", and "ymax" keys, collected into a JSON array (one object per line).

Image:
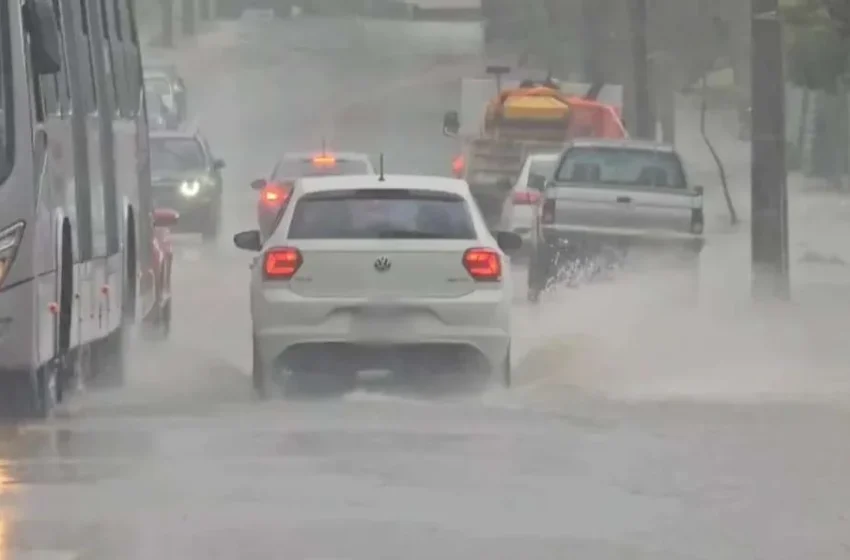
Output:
[
  {"xmin": 822, "ymin": 0, "xmax": 850, "ymax": 36},
  {"xmin": 783, "ymin": 0, "xmax": 850, "ymax": 92}
]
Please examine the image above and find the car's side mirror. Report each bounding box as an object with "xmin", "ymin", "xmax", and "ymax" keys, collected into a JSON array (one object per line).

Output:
[
  {"xmin": 250, "ymin": 178, "xmax": 266, "ymax": 190},
  {"xmin": 233, "ymin": 230, "xmax": 262, "ymax": 252},
  {"xmin": 528, "ymin": 173, "xmax": 546, "ymax": 190},
  {"xmin": 495, "ymin": 231, "xmax": 522, "ymax": 253},
  {"xmin": 693, "ymin": 185, "xmax": 704, "ymax": 195},
  {"xmin": 213, "ymin": 158, "xmax": 225, "ymax": 170},
  {"xmin": 24, "ymin": 0, "xmax": 62, "ymax": 75},
  {"xmin": 442, "ymin": 110, "xmax": 460, "ymax": 136},
  {"xmin": 152, "ymin": 208, "xmax": 179, "ymax": 228}
]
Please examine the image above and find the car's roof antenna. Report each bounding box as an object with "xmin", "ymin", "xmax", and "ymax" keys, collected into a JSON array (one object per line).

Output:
[{"xmin": 378, "ymin": 153, "xmax": 385, "ymax": 181}]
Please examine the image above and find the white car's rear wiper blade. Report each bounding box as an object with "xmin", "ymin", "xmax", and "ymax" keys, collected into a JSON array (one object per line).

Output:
[{"xmin": 376, "ymin": 230, "xmax": 452, "ymax": 239}]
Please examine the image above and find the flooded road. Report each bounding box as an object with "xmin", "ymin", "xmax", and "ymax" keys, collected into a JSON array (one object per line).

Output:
[{"xmin": 0, "ymin": 16, "xmax": 849, "ymax": 560}]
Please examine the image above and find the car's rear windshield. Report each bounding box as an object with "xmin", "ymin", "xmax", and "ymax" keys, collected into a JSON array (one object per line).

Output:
[
  {"xmin": 527, "ymin": 158, "xmax": 558, "ymax": 184},
  {"xmin": 287, "ymin": 188, "xmax": 476, "ymax": 240},
  {"xmin": 273, "ymin": 158, "xmax": 371, "ymax": 179},
  {"xmin": 554, "ymin": 147, "xmax": 686, "ymax": 188}
]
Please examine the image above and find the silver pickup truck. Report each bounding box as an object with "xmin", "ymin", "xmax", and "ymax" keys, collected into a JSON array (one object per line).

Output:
[{"xmin": 526, "ymin": 139, "xmax": 705, "ymax": 301}]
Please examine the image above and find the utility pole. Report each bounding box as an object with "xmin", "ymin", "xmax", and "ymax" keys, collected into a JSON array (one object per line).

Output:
[
  {"xmin": 160, "ymin": 0, "xmax": 173, "ymax": 47},
  {"xmin": 580, "ymin": 0, "xmax": 603, "ymax": 84},
  {"xmin": 629, "ymin": 0, "xmax": 653, "ymax": 139},
  {"xmin": 750, "ymin": 0, "xmax": 790, "ymax": 300},
  {"xmin": 182, "ymin": 0, "xmax": 196, "ymax": 36}
]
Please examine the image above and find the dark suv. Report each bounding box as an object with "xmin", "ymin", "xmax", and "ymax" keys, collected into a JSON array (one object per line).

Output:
[{"xmin": 149, "ymin": 130, "xmax": 225, "ymax": 242}]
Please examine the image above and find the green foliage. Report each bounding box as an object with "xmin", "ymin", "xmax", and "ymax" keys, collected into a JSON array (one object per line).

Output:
[
  {"xmin": 783, "ymin": 2, "xmax": 849, "ymax": 91},
  {"xmin": 786, "ymin": 26, "xmax": 848, "ymax": 91}
]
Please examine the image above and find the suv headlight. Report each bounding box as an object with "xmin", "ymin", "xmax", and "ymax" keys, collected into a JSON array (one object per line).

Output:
[
  {"xmin": 0, "ymin": 221, "xmax": 25, "ymax": 287},
  {"xmin": 180, "ymin": 180, "xmax": 201, "ymax": 197}
]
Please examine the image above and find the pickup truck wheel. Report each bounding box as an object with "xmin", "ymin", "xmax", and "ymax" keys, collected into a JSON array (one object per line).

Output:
[{"xmin": 527, "ymin": 247, "xmax": 551, "ymax": 300}]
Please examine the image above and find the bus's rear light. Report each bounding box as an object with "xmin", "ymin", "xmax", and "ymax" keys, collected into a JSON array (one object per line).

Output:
[
  {"xmin": 512, "ymin": 190, "xmax": 540, "ymax": 205},
  {"xmin": 0, "ymin": 221, "xmax": 25, "ymax": 288},
  {"xmin": 463, "ymin": 248, "xmax": 501, "ymax": 282},
  {"xmin": 263, "ymin": 247, "xmax": 302, "ymax": 280},
  {"xmin": 541, "ymin": 199, "xmax": 556, "ymax": 224}
]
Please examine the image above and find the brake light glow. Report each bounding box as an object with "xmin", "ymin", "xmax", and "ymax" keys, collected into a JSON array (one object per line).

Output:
[
  {"xmin": 451, "ymin": 155, "xmax": 465, "ymax": 178},
  {"xmin": 513, "ymin": 190, "xmax": 540, "ymax": 205},
  {"xmin": 263, "ymin": 247, "xmax": 302, "ymax": 280},
  {"xmin": 541, "ymin": 199, "xmax": 555, "ymax": 224},
  {"xmin": 260, "ymin": 183, "xmax": 291, "ymax": 207},
  {"xmin": 312, "ymin": 155, "xmax": 336, "ymax": 167},
  {"xmin": 463, "ymin": 248, "xmax": 501, "ymax": 282}
]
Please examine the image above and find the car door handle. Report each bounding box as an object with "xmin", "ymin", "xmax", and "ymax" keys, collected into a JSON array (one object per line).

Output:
[{"xmin": 616, "ymin": 196, "xmax": 632, "ymax": 203}]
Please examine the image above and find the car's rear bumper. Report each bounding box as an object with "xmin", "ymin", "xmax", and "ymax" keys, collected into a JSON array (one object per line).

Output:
[
  {"xmin": 540, "ymin": 224, "xmax": 704, "ymax": 253},
  {"xmin": 255, "ymin": 327, "xmax": 510, "ymax": 377},
  {"xmin": 253, "ymin": 292, "xmax": 511, "ymax": 375}
]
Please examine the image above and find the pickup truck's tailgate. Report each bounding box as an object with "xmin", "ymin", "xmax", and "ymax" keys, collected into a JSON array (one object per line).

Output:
[{"xmin": 549, "ymin": 184, "xmax": 701, "ymax": 235}]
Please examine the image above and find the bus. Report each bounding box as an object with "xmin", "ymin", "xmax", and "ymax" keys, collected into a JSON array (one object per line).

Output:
[{"xmin": 0, "ymin": 0, "xmax": 156, "ymax": 417}]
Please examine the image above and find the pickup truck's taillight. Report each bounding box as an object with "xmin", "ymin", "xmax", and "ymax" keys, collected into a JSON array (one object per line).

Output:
[{"xmin": 541, "ymin": 199, "xmax": 555, "ymax": 224}]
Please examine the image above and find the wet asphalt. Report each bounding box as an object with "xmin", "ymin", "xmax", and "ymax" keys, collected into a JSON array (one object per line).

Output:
[{"xmin": 1, "ymin": 16, "xmax": 849, "ymax": 560}]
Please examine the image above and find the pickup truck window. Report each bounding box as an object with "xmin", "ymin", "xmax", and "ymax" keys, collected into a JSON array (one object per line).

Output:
[{"xmin": 555, "ymin": 147, "xmax": 686, "ymax": 189}]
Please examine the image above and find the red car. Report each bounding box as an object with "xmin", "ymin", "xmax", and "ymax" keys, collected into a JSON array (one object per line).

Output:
[
  {"xmin": 143, "ymin": 208, "xmax": 178, "ymax": 339},
  {"xmin": 250, "ymin": 152, "xmax": 374, "ymax": 240}
]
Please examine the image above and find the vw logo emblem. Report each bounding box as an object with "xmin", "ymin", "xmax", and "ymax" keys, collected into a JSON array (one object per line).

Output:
[{"xmin": 374, "ymin": 256, "xmax": 391, "ymax": 272}]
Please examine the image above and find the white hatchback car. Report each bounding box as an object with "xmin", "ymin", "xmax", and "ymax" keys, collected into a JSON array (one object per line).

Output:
[
  {"xmin": 233, "ymin": 174, "xmax": 521, "ymax": 397},
  {"xmin": 507, "ymin": 152, "xmax": 561, "ymax": 242}
]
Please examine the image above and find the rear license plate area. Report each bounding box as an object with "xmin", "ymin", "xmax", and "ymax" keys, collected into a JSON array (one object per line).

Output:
[{"xmin": 350, "ymin": 306, "xmax": 409, "ymax": 337}]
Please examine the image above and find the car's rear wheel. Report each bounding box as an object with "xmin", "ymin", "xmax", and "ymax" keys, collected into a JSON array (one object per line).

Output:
[{"xmin": 527, "ymin": 247, "xmax": 550, "ymax": 303}]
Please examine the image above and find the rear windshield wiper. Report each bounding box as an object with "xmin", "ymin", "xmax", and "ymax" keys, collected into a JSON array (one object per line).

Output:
[{"xmin": 376, "ymin": 229, "xmax": 454, "ymax": 239}]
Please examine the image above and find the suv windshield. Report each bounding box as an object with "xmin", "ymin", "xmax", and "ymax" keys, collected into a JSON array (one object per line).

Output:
[
  {"xmin": 287, "ymin": 189, "xmax": 476, "ymax": 240},
  {"xmin": 273, "ymin": 158, "xmax": 371, "ymax": 179},
  {"xmin": 0, "ymin": 3, "xmax": 13, "ymax": 184},
  {"xmin": 555, "ymin": 147, "xmax": 686, "ymax": 189},
  {"xmin": 150, "ymin": 138, "xmax": 206, "ymax": 174}
]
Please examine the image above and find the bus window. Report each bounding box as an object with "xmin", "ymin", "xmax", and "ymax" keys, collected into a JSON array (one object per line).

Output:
[
  {"xmin": 99, "ymin": 0, "xmax": 119, "ymax": 116},
  {"xmin": 0, "ymin": 5, "xmax": 13, "ymax": 183},
  {"xmin": 79, "ymin": 0, "xmax": 97, "ymax": 112},
  {"xmin": 116, "ymin": 0, "xmax": 139, "ymax": 115},
  {"xmin": 49, "ymin": 0, "xmax": 71, "ymax": 116}
]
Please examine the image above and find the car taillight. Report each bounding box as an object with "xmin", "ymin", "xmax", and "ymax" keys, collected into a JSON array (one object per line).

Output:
[
  {"xmin": 463, "ymin": 248, "xmax": 501, "ymax": 282},
  {"xmin": 513, "ymin": 190, "xmax": 540, "ymax": 205},
  {"xmin": 260, "ymin": 183, "xmax": 291, "ymax": 208},
  {"xmin": 541, "ymin": 199, "xmax": 555, "ymax": 224},
  {"xmin": 263, "ymin": 247, "xmax": 302, "ymax": 280}
]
